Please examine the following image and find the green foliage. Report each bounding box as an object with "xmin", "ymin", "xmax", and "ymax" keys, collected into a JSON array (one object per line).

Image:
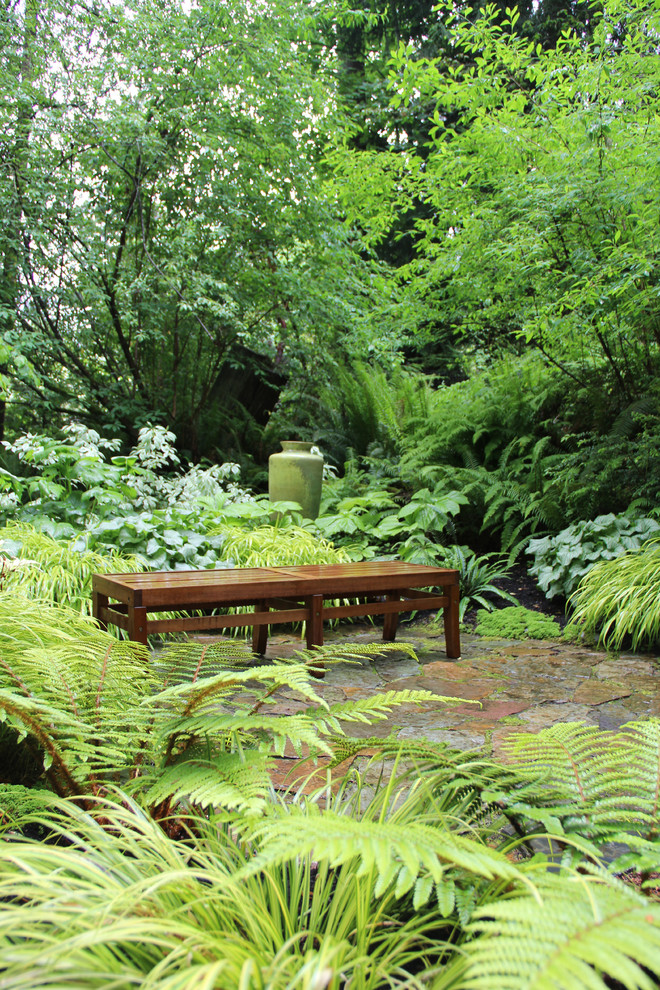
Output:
[
  {"xmin": 83, "ymin": 507, "xmax": 229, "ymax": 570},
  {"xmin": 449, "ymin": 872, "xmax": 660, "ymax": 990},
  {"xmin": 0, "ymin": 795, "xmax": 452, "ymax": 988},
  {"xmin": 4, "ymin": 717, "xmax": 660, "ymax": 988},
  {"xmin": 282, "ymin": 359, "xmax": 435, "ymax": 472},
  {"xmin": 399, "ymin": 355, "xmax": 565, "ymax": 483},
  {"xmin": 569, "ymin": 538, "xmax": 660, "ymax": 650},
  {"xmin": 394, "ymin": 355, "xmax": 572, "ymax": 555},
  {"xmin": 342, "ymin": 0, "xmax": 660, "ymax": 400},
  {"xmin": 1, "ymin": 0, "xmax": 393, "ymax": 451},
  {"xmin": 217, "ymin": 524, "xmax": 350, "ymax": 567},
  {"xmin": 0, "ymin": 425, "xmax": 348, "ymax": 572},
  {"xmin": 495, "ymin": 719, "xmax": 660, "ymax": 867},
  {"xmin": 475, "ymin": 606, "xmax": 562, "ymax": 640},
  {"xmin": 528, "ymin": 513, "xmax": 660, "ymax": 600},
  {"xmin": 0, "ymin": 592, "xmax": 452, "ymax": 819},
  {"xmin": 546, "ymin": 395, "xmax": 660, "ymax": 521},
  {"xmin": 438, "ymin": 545, "xmax": 518, "ymax": 621},
  {"xmin": 0, "ymin": 522, "xmax": 144, "ymax": 613},
  {"xmin": 315, "ymin": 483, "xmax": 469, "ymax": 561}
]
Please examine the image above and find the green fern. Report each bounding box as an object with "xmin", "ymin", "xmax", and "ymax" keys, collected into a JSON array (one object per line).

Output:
[
  {"xmin": 494, "ymin": 720, "xmax": 660, "ymax": 856},
  {"xmin": 445, "ymin": 872, "xmax": 660, "ymax": 990},
  {"xmin": 0, "ymin": 599, "xmax": 465, "ymax": 821},
  {"xmin": 239, "ymin": 805, "xmax": 522, "ymax": 909}
]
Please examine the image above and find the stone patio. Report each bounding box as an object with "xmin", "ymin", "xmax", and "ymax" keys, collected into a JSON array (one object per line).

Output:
[{"xmin": 250, "ymin": 618, "xmax": 660, "ymax": 758}]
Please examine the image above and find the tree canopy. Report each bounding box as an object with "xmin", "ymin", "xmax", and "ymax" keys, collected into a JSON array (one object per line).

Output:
[
  {"xmin": 1, "ymin": 0, "xmax": 402, "ymax": 455},
  {"xmin": 332, "ymin": 0, "xmax": 660, "ymax": 395},
  {"xmin": 2, "ymin": 0, "xmax": 659, "ymax": 457}
]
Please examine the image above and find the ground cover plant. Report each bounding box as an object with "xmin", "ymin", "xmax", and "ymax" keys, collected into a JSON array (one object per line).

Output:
[
  {"xmin": 2, "ymin": 673, "xmax": 660, "ymax": 988},
  {"xmin": 0, "ymin": 521, "xmax": 144, "ymax": 613},
  {"xmin": 474, "ymin": 605, "xmax": 562, "ymax": 641},
  {"xmin": 570, "ymin": 538, "xmax": 660, "ymax": 651}
]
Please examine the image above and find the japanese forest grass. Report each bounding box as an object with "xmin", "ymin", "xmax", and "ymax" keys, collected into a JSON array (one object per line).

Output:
[
  {"xmin": 1, "ymin": 591, "xmax": 660, "ymax": 987},
  {"xmin": 3, "ymin": 723, "xmax": 660, "ymax": 989}
]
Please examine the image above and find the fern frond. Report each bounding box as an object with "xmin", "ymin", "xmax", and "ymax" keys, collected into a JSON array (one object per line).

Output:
[
  {"xmin": 240, "ymin": 806, "xmax": 522, "ymax": 903},
  {"xmin": 157, "ymin": 712, "xmax": 334, "ymax": 757},
  {"xmin": 0, "ymin": 690, "xmax": 128, "ymax": 795},
  {"xmin": 139, "ymin": 752, "xmax": 271, "ymax": 813},
  {"xmin": 288, "ymin": 641, "xmax": 419, "ymax": 666},
  {"xmin": 145, "ymin": 664, "xmax": 326, "ymax": 713},
  {"xmin": 498, "ymin": 720, "xmax": 660, "ymax": 841},
  {"xmin": 306, "ymin": 690, "xmax": 474, "ymax": 736},
  {"xmin": 460, "ymin": 872, "xmax": 660, "ymax": 990},
  {"xmin": 156, "ymin": 641, "xmax": 257, "ymax": 684}
]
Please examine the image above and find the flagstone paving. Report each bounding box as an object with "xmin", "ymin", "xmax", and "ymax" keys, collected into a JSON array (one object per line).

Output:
[{"xmin": 251, "ymin": 619, "xmax": 660, "ymax": 757}]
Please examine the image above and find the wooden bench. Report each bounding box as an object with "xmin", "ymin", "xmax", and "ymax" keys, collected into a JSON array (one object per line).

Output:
[{"xmin": 92, "ymin": 561, "xmax": 461, "ymax": 661}]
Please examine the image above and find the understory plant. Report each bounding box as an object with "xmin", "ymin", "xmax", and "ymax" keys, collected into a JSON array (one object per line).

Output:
[
  {"xmin": 215, "ymin": 523, "xmax": 351, "ymax": 567},
  {"xmin": 2, "ymin": 718, "xmax": 660, "ymax": 988},
  {"xmin": 474, "ymin": 605, "xmax": 562, "ymax": 641},
  {"xmin": 2, "ymin": 592, "xmax": 660, "ymax": 987},
  {"xmin": 0, "ymin": 590, "xmax": 458, "ymax": 819},
  {"xmin": 569, "ymin": 538, "xmax": 660, "ymax": 650},
  {"xmin": 527, "ymin": 512, "xmax": 660, "ymax": 600},
  {"xmin": 437, "ymin": 545, "xmax": 518, "ymax": 621},
  {"xmin": 0, "ymin": 521, "xmax": 144, "ymax": 613},
  {"xmin": 314, "ymin": 483, "xmax": 469, "ymax": 561}
]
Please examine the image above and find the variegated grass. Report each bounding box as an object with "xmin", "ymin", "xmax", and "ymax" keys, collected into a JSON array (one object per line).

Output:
[{"xmin": 569, "ymin": 537, "xmax": 660, "ymax": 650}]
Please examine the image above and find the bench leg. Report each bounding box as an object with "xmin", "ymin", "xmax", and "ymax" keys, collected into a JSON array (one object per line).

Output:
[
  {"xmin": 127, "ymin": 606, "xmax": 148, "ymax": 646},
  {"xmin": 444, "ymin": 583, "xmax": 461, "ymax": 659},
  {"xmin": 306, "ymin": 594, "xmax": 325, "ymax": 678},
  {"xmin": 93, "ymin": 591, "xmax": 108, "ymax": 632},
  {"xmin": 383, "ymin": 593, "xmax": 400, "ymax": 641},
  {"xmin": 306, "ymin": 594, "xmax": 324, "ymax": 649},
  {"xmin": 252, "ymin": 601, "xmax": 269, "ymax": 655}
]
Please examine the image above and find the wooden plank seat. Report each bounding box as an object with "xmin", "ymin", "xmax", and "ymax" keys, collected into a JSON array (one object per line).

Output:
[{"xmin": 91, "ymin": 562, "xmax": 461, "ymax": 662}]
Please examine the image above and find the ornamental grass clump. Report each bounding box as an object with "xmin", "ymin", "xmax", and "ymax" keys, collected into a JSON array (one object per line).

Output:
[
  {"xmin": 0, "ymin": 521, "xmax": 143, "ymax": 614},
  {"xmin": 570, "ymin": 538, "xmax": 660, "ymax": 651}
]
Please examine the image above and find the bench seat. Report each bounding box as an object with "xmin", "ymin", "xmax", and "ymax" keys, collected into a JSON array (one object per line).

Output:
[{"xmin": 92, "ymin": 561, "xmax": 460, "ymax": 660}]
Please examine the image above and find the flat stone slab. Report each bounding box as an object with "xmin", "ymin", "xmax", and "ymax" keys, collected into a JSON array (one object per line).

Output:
[{"xmin": 196, "ymin": 622, "xmax": 659, "ymax": 756}]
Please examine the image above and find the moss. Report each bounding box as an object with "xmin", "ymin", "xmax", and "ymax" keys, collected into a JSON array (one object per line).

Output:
[{"xmin": 475, "ymin": 606, "xmax": 562, "ymax": 641}]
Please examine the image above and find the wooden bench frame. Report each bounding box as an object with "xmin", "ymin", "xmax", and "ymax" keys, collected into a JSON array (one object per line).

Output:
[{"xmin": 92, "ymin": 561, "xmax": 461, "ymax": 659}]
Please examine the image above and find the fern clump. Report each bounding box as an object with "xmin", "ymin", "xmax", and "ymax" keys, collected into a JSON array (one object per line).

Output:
[
  {"xmin": 475, "ymin": 605, "xmax": 562, "ymax": 640},
  {"xmin": 0, "ymin": 594, "xmax": 459, "ymax": 822}
]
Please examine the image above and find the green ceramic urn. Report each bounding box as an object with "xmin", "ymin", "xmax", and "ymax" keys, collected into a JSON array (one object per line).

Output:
[{"xmin": 268, "ymin": 441, "xmax": 323, "ymax": 519}]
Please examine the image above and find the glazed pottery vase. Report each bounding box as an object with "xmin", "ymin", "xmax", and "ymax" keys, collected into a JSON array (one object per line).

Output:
[{"xmin": 268, "ymin": 441, "xmax": 323, "ymax": 519}]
